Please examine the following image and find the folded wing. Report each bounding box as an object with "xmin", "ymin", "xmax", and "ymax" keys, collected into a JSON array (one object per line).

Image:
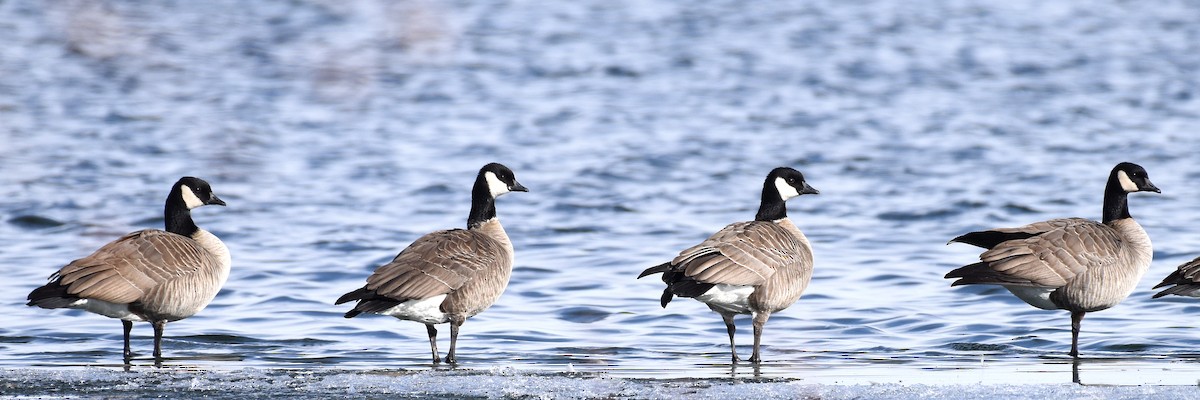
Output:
[
  {"xmin": 1152, "ymin": 256, "xmax": 1200, "ymax": 298},
  {"xmin": 336, "ymin": 229, "xmax": 505, "ymax": 314},
  {"xmin": 947, "ymin": 218, "xmax": 1121, "ymax": 288},
  {"xmin": 30, "ymin": 230, "xmax": 219, "ymax": 306},
  {"xmin": 674, "ymin": 221, "xmax": 809, "ymax": 286}
]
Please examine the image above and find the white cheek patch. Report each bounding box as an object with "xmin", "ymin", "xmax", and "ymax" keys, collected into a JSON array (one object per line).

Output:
[
  {"xmin": 180, "ymin": 185, "xmax": 206, "ymax": 209},
  {"xmin": 484, "ymin": 171, "xmax": 510, "ymax": 197},
  {"xmin": 774, "ymin": 177, "xmax": 801, "ymax": 200},
  {"xmin": 1117, "ymin": 170, "xmax": 1140, "ymax": 192}
]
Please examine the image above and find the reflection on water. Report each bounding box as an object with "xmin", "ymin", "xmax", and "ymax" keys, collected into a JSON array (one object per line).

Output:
[
  {"xmin": 2, "ymin": 0, "xmax": 1200, "ymax": 394},
  {"xmin": 1074, "ymin": 358, "xmax": 1081, "ymax": 385}
]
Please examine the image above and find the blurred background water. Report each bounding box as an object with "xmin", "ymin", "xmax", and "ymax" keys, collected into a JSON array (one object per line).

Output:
[{"xmin": 2, "ymin": 0, "xmax": 1200, "ymax": 397}]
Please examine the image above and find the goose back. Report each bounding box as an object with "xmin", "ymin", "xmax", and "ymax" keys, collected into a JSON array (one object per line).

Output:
[
  {"xmin": 37, "ymin": 229, "xmax": 228, "ymax": 321},
  {"xmin": 352, "ymin": 219, "xmax": 513, "ymax": 320},
  {"xmin": 663, "ymin": 218, "xmax": 813, "ymax": 313},
  {"xmin": 948, "ymin": 217, "xmax": 1152, "ymax": 312}
]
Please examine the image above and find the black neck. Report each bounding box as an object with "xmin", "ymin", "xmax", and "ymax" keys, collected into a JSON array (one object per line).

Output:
[
  {"xmin": 1102, "ymin": 173, "xmax": 1131, "ymax": 223},
  {"xmin": 467, "ymin": 175, "xmax": 497, "ymax": 229},
  {"xmin": 164, "ymin": 187, "xmax": 199, "ymax": 237},
  {"xmin": 754, "ymin": 180, "xmax": 788, "ymax": 222}
]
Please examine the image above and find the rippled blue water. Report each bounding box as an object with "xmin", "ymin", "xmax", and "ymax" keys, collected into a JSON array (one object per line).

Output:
[{"xmin": 3, "ymin": 0, "xmax": 1200, "ymax": 397}]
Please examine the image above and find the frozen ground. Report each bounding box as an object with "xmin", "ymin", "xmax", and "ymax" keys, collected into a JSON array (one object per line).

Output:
[{"xmin": 2, "ymin": 367, "xmax": 1197, "ymax": 399}]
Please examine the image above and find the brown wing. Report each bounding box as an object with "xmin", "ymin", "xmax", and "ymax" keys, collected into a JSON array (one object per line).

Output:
[
  {"xmin": 52, "ymin": 229, "xmax": 221, "ymax": 304},
  {"xmin": 949, "ymin": 218, "xmax": 1121, "ymax": 287},
  {"xmin": 1152, "ymin": 256, "xmax": 1200, "ymax": 298},
  {"xmin": 673, "ymin": 221, "xmax": 810, "ymax": 286},
  {"xmin": 362, "ymin": 229, "xmax": 506, "ymax": 301}
]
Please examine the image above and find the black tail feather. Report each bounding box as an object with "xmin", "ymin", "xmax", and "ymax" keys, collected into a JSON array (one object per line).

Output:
[
  {"xmin": 950, "ymin": 230, "xmax": 1037, "ymax": 249},
  {"xmin": 665, "ymin": 278, "xmax": 716, "ymax": 299},
  {"xmin": 1152, "ymin": 256, "xmax": 1200, "ymax": 297},
  {"xmin": 638, "ymin": 262, "xmax": 671, "ymax": 279},
  {"xmin": 335, "ymin": 287, "xmax": 371, "ymax": 305},
  {"xmin": 1153, "ymin": 271, "xmax": 1181, "ymax": 290},
  {"xmin": 340, "ymin": 299, "xmax": 403, "ymax": 318},
  {"xmin": 1152, "ymin": 285, "xmax": 1200, "ymax": 299},
  {"xmin": 336, "ymin": 287, "xmax": 405, "ymax": 318},
  {"xmin": 641, "ymin": 261, "xmax": 716, "ymax": 307},
  {"xmin": 945, "ymin": 262, "xmax": 990, "ymax": 280},
  {"xmin": 659, "ymin": 289, "xmax": 673, "ymax": 308},
  {"xmin": 26, "ymin": 281, "xmax": 77, "ymax": 309},
  {"xmin": 946, "ymin": 262, "xmax": 1041, "ymax": 287}
]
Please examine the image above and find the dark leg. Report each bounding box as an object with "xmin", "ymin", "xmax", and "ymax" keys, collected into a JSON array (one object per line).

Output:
[
  {"xmin": 152, "ymin": 320, "xmax": 166, "ymax": 362},
  {"xmin": 721, "ymin": 313, "xmax": 740, "ymax": 364},
  {"xmin": 749, "ymin": 312, "xmax": 771, "ymax": 364},
  {"xmin": 425, "ymin": 324, "xmax": 441, "ymax": 364},
  {"xmin": 122, "ymin": 320, "xmax": 133, "ymax": 364},
  {"xmin": 445, "ymin": 318, "xmax": 463, "ymax": 365},
  {"xmin": 1069, "ymin": 311, "xmax": 1085, "ymax": 358}
]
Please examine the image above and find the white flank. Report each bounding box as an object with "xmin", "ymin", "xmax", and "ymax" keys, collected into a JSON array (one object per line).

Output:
[
  {"xmin": 774, "ymin": 177, "xmax": 800, "ymax": 200},
  {"xmin": 1116, "ymin": 170, "xmax": 1139, "ymax": 192},
  {"xmin": 1005, "ymin": 286, "xmax": 1058, "ymax": 310},
  {"xmin": 484, "ymin": 171, "xmax": 510, "ymax": 198},
  {"xmin": 696, "ymin": 284, "xmax": 755, "ymax": 314},
  {"xmin": 380, "ymin": 294, "xmax": 449, "ymax": 324},
  {"xmin": 180, "ymin": 185, "xmax": 206, "ymax": 209},
  {"xmin": 77, "ymin": 299, "xmax": 145, "ymax": 321}
]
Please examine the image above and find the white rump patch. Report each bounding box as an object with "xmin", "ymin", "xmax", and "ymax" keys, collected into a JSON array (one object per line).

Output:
[
  {"xmin": 774, "ymin": 177, "xmax": 800, "ymax": 200},
  {"xmin": 1004, "ymin": 286, "xmax": 1058, "ymax": 310},
  {"xmin": 180, "ymin": 185, "xmax": 206, "ymax": 209},
  {"xmin": 380, "ymin": 294, "xmax": 449, "ymax": 324},
  {"xmin": 77, "ymin": 299, "xmax": 145, "ymax": 321},
  {"xmin": 1116, "ymin": 170, "xmax": 1139, "ymax": 192},
  {"xmin": 484, "ymin": 171, "xmax": 511, "ymax": 198},
  {"xmin": 696, "ymin": 284, "xmax": 754, "ymax": 314}
]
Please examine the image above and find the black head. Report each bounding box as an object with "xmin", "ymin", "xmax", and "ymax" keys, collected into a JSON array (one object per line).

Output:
[
  {"xmin": 767, "ymin": 167, "xmax": 819, "ymax": 200},
  {"xmin": 1111, "ymin": 162, "xmax": 1160, "ymax": 194},
  {"xmin": 479, "ymin": 163, "xmax": 528, "ymax": 197},
  {"xmin": 175, "ymin": 176, "xmax": 226, "ymax": 209},
  {"xmin": 755, "ymin": 167, "xmax": 818, "ymax": 221}
]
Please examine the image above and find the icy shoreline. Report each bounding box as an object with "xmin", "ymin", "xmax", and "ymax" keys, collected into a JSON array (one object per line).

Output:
[{"xmin": 1, "ymin": 367, "xmax": 1195, "ymax": 399}]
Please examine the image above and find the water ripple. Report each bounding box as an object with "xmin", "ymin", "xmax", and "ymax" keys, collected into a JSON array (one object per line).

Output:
[{"xmin": 2, "ymin": 0, "xmax": 1200, "ymax": 390}]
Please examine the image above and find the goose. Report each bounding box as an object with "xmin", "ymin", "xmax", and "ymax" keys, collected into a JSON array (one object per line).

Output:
[
  {"xmin": 946, "ymin": 162, "xmax": 1159, "ymax": 358},
  {"xmin": 26, "ymin": 177, "xmax": 230, "ymax": 363},
  {"xmin": 335, "ymin": 163, "xmax": 527, "ymax": 365},
  {"xmin": 1151, "ymin": 256, "xmax": 1200, "ymax": 298},
  {"xmin": 638, "ymin": 167, "xmax": 819, "ymax": 364}
]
